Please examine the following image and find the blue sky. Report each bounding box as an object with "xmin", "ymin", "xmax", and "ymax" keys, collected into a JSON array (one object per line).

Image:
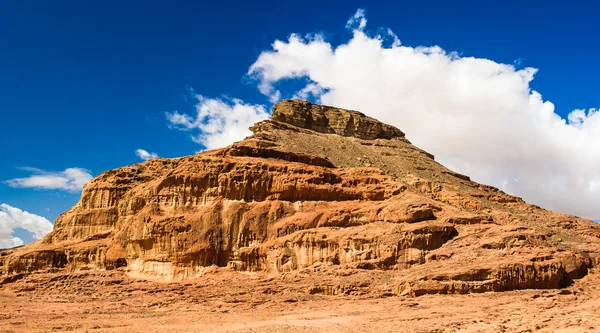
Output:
[{"xmin": 1, "ymin": 1, "xmax": 600, "ymax": 245}]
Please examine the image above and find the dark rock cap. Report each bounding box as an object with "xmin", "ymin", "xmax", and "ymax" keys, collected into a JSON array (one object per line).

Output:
[{"xmin": 271, "ymin": 99, "xmax": 405, "ymax": 140}]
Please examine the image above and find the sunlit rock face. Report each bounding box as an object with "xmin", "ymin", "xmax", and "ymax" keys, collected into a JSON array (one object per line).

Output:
[{"xmin": 2, "ymin": 99, "xmax": 599, "ymax": 296}]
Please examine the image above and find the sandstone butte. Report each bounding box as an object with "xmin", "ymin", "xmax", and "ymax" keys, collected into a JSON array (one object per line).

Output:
[{"xmin": 2, "ymin": 100, "xmax": 600, "ymax": 332}]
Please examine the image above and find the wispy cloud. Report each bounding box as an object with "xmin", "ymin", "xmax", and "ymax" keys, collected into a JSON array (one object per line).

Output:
[
  {"xmin": 0, "ymin": 203, "xmax": 53, "ymax": 248},
  {"xmin": 345, "ymin": 8, "xmax": 367, "ymax": 31},
  {"xmin": 166, "ymin": 95, "xmax": 269, "ymax": 150},
  {"xmin": 135, "ymin": 149, "xmax": 158, "ymax": 161},
  {"xmin": 5, "ymin": 167, "xmax": 93, "ymax": 192}
]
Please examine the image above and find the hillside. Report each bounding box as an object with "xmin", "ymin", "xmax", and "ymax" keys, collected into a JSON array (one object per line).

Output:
[{"xmin": 1, "ymin": 99, "xmax": 600, "ymax": 332}]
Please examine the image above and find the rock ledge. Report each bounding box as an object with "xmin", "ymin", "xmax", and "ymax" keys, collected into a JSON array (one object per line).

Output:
[{"xmin": 271, "ymin": 99, "xmax": 405, "ymax": 140}]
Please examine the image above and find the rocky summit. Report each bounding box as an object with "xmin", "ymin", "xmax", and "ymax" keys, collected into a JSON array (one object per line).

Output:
[{"xmin": 2, "ymin": 100, "xmax": 600, "ymax": 332}]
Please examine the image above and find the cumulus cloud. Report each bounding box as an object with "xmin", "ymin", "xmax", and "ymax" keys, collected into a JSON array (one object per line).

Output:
[
  {"xmin": 5, "ymin": 167, "xmax": 93, "ymax": 192},
  {"xmin": 166, "ymin": 95, "xmax": 269, "ymax": 150},
  {"xmin": 0, "ymin": 203, "xmax": 53, "ymax": 249},
  {"xmin": 135, "ymin": 149, "xmax": 158, "ymax": 161},
  {"xmin": 244, "ymin": 9, "xmax": 600, "ymax": 218}
]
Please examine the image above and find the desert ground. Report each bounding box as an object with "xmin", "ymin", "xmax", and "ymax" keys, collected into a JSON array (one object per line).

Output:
[{"xmin": 2, "ymin": 267, "xmax": 600, "ymax": 333}]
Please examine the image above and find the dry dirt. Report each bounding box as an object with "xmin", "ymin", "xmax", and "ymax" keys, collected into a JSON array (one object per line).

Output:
[{"xmin": 2, "ymin": 268, "xmax": 600, "ymax": 333}]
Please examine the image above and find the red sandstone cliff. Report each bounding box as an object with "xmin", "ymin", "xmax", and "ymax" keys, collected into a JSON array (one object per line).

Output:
[{"xmin": 1, "ymin": 99, "xmax": 599, "ymax": 296}]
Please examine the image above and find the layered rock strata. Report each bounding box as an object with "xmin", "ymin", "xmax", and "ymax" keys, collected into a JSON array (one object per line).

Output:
[{"xmin": 2, "ymin": 100, "xmax": 599, "ymax": 296}]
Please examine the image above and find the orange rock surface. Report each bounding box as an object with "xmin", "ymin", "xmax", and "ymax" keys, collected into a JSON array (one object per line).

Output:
[{"xmin": 1, "ymin": 100, "xmax": 600, "ymax": 332}]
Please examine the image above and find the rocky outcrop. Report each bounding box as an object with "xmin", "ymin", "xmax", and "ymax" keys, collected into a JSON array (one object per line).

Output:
[
  {"xmin": 271, "ymin": 99, "xmax": 405, "ymax": 140},
  {"xmin": 1, "ymin": 99, "xmax": 599, "ymax": 297}
]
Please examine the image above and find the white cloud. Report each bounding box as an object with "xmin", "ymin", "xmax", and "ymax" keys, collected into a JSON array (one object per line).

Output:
[
  {"xmin": 244, "ymin": 9, "xmax": 600, "ymax": 218},
  {"xmin": 135, "ymin": 149, "xmax": 158, "ymax": 161},
  {"xmin": 166, "ymin": 95, "xmax": 269, "ymax": 150},
  {"xmin": 0, "ymin": 203, "xmax": 53, "ymax": 248},
  {"xmin": 346, "ymin": 8, "xmax": 367, "ymax": 31},
  {"xmin": 5, "ymin": 167, "xmax": 93, "ymax": 192}
]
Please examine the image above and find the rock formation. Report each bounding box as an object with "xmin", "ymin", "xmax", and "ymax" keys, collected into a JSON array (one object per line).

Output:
[{"xmin": 2, "ymin": 99, "xmax": 599, "ymax": 297}]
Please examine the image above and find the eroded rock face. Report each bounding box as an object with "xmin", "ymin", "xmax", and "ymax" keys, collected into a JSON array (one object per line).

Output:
[
  {"xmin": 271, "ymin": 99, "xmax": 405, "ymax": 140},
  {"xmin": 1, "ymin": 99, "xmax": 599, "ymax": 296}
]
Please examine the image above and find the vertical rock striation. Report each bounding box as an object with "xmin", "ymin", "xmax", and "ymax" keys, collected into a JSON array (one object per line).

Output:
[{"xmin": 1, "ymin": 99, "xmax": 599, "ymax": 296}]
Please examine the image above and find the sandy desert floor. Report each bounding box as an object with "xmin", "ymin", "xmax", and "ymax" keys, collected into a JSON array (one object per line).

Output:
[{"xmin": 2, "ymin": 268, "xmax": 600, "ymax": 333}]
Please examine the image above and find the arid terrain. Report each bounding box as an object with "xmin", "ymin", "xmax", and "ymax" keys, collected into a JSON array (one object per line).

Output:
[
  {"xmin": 2, "ymin": 268, "xmax": 600, "ymax": 332},
  {"xmin": 2, "ymin": 100, "xmax": 600, "ymax": 332}
]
